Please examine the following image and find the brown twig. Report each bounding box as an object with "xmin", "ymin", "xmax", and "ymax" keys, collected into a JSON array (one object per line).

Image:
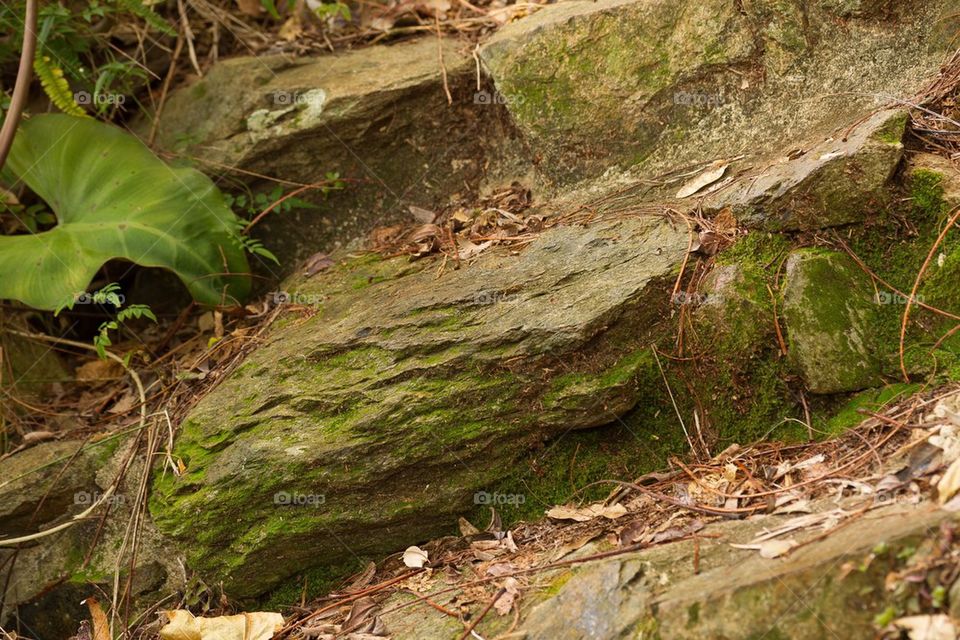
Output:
[
  {"xmin": 767, "ymin": 283, "xmax": 788, "ymax": 357},
  {"xmin": 0, "ymin": 0, "xmax": 37, "ymax": 172},
  {"xmin": 280, "ymin": 570, "xmax": 421, "ymax": 634},
  {"xmin": 435, "ymin": 12, "xmax": 452, "ymax": 105},
  {"xmin": 900, "ymin": 205, "xmax": 960, "ymax": 380},
  {"xmin": 243, "ymin": 184, "xmax": 322, "ymax": 233},
  {"xmin": 458, "ymin": 588, "xmax": 506, "ymax": 640},
  {"xmin": 409, "ymin": 590, "xmax": 460, "ymax": 618}
]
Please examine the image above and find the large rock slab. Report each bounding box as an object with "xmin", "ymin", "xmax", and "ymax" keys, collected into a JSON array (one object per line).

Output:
[
  {"xmin": 149, "ymin": 216, "xmax": 690, "ymax": 597},
  {"xmin": 0, "ymin": 320, "xmax": 70, "ymax": 399},
  {"xmin": 0, "ymin": 440, "xmax": 102, "ymax": 537},
  {"xmin": 380, "ymin": 499, "xmax": 957, "ymax": 639},
  {"xmin": 480, "ymin": 0, "xmax": 955, "ymax": 185},
  {"xmin": 703, "ymin": 109, "xmax": 906, "ymax": 230},
  {"xmin": 149, "ymin": 39, "xmax": 516, "ymax": 272},
  {"xmin": 0, "ymin": 438, "xmax": 177, "ymax": 633},
  {"xmin": 527, "ymin": 501, "xmax": 956, "ymax": 638}
]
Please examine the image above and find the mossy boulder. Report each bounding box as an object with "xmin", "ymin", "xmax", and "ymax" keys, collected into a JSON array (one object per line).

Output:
[
  {"xmin": 782, "ymin": 249, "xmax": 883, "ymax": 394},
  {"xmin": 905, "ymin": 153, "xmax": 960, "ymax": 212},
  {"xmin": 479, "ymin": 0, "xmax": 754, "ymax": 182},
  {"xmin": 480, "ymin": 0, "xmax": 953, "ymax": 186},
  {"xmin": 148, "ymin": 217, "xmax": 690, "ymax": 597}
]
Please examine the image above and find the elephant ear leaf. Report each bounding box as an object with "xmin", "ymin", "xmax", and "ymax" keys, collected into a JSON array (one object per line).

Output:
[{"xmin": 0, "ymin": 114, "xmax": 251, "ymax": 310}]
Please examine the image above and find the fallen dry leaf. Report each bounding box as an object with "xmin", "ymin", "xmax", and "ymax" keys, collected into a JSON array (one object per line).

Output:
[
  {"xmin": 937, "ymin": 458, "xmax": 960, "ymax": 504},
  {"xmin": 458, "ymin": 516, "xmax": 481, "ymax": 537},
  {"xmin": 159, "ymin": 611, "xmax": 284, "ymax": 640},
  {"xmin": 108, "ymin": 392, "xmax": 138, "ymax": 415},
  {"xmin": 712, "ymin": 207, "xmax": 737, "ymax": 232},
  {"xmin": 494, "ymin": 577, "xmax": 521, "ymax": 616},
  {"xmin": 234, "ymin": 0, "xmax": 262, "ymax": 15},
  {"xmin": 84, "ymin": 597, "xmax": 109, "ymax": 640},
  {"xmin": 75, "ymin": 358, "xmax": 123, "ymax": 382},
  {"xmin": 759, "ymin": 538, "xmax": 798, "ymax": 558},
  {"xmin": 893, "ymin": 614, "xmax": 957, "ymax": 640},
  {"xmin": 676, "ymin": 162, "xmax": 728, "ymax": 198},
  {"xmin": 278, "ymin": 15, "xmax": 302, "ymax": 41},
  {"xmin": 456, "ymin": 238, "xmax": 492, "ymax": 260},
  {"xmin": 546, "ymin": 503, "xmax": 627, "ymax": 522},
  {"xmin": 618, "ymin": 519, "xmax": 647, "ymax": 546},
  {"xmin": 402, "ymin": 545, "xmax": 429, "ymax": 568},
  {"xmin": 304, "ymin": 252, "xmax": 336, "ymax": 277},
  {"xmin": 344, "ymin": 562, "xmax": 377, "ymax": 592},
  {"xmin": 408, "ymin": 205, "xmax": 437, "ymax": 223},
  {"xmin": 342, "ymin": 597, "xmax": 379, "ymax": 633},
  {"xmin": 22, "ymin": 430, "xmax": 57, "ymax": 444}
]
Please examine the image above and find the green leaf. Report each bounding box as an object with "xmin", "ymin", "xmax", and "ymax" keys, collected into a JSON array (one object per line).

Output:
[
  {"xmin": 0, "ymin": 114, "xmax": 251, "ymax": 310},
  {"xmin": 253, "ymin": 246, "xmax": 279, "ymax": 265},
  {"xmin": 259, "ymin": 0, "xmax": 281, "ymax": 19}
]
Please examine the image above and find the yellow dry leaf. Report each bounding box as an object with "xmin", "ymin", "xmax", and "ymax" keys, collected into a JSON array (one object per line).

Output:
[
  {"xmin": 937, "ymin": 457, "xmax": 960, "ymax": 504},
  {"xmin": 278, "ymin": 15, "xmax": 303, "ymax": 41},
  {"xmin": 160, "ymin": 611, "xmax": 284, "ymax": 640},
  {"xmin": 84, "ymin": 597, "xmax": 110, "ymax": 640}
]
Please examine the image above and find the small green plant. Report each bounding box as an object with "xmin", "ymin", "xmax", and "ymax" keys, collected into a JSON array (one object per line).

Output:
[
  {"xmin": 224, "ymin": 177, "xmax": 345, "ymax": 266},
  {"xmin": 33, "ymin": 55, "xmax": 86, "ymax": 117},
  {"xmin": 224, "ymin": 184, "xmax": 323, "ymax": 219},
  {"xmin": 873, "ymin": 605, "xmax": 898, "ymax": 628},
  {"xmin": 230, "ymin": 221, "xmax": 280, "ymax": 265},
  {"xmin": 259, "ymin": 0, "xmax": 281, "ymax": 19},
  {"xmin": 313, "ymin": 2, "xmax": 351, "ymax": 22},
  {"xmin": 1, "ymin": 0, "xmax": 174, "ymax": 118},
  {"xmin": 55, "ymin": 283, "xmax": 157, "ymax": 359},
  {"xmin": 0, "ymin": 200, "xmax": 55, "ymax": 233}
]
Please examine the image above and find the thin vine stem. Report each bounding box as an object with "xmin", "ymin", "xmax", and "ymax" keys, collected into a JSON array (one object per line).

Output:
[{"xmin": 0, "ymin": 0, "xmax": 38, "ymax": 172}]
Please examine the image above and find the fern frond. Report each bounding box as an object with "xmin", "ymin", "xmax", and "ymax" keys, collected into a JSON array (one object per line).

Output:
[
  {"xmin": 113, "ymin": 0, "xmax": 177, "ymax": 36},
  {"xmin": 33, "ymin": 55, "xmax": 87, "ymax": 117}
]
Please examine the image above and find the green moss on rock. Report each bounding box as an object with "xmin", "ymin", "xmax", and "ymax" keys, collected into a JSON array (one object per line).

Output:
[{"xmin": 781, "ymin": 249, "xmax": 883, "ymax": 394}]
